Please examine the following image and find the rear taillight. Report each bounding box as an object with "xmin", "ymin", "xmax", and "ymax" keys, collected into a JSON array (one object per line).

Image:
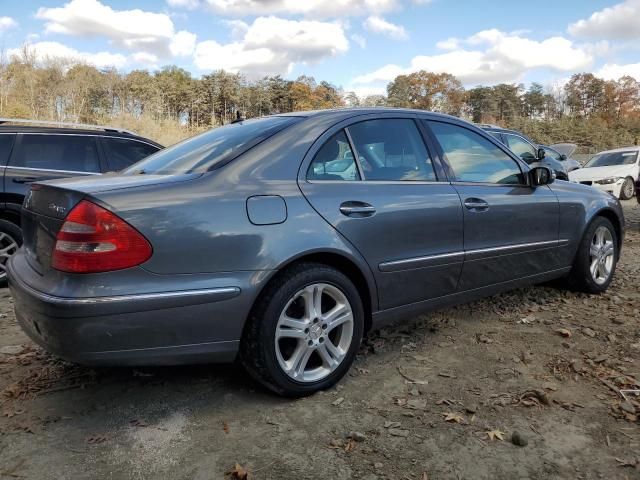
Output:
[{"xmin": 52, "ymin": 200, "xmax": 152, "ymax": 273}]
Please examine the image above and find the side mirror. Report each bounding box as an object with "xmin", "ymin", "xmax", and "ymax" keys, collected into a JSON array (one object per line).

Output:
[
  {"xmin": 537, "ymin": 147, "xmax": 546, "ymax": 160},
  {"xmin": 560, "ymin": 154, "xmax": 567, "ymax": 161},
  {"xmin": 530, "ymin": 166, "xmax": 555, "ymax": 186}
]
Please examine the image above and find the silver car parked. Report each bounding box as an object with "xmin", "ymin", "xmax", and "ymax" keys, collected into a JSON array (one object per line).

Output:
[{"xmin": 7, "ymin": 109, "xmax": 624, "ymax": 396}]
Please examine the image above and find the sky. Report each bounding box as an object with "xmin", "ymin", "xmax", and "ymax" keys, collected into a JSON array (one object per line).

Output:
[{"xmin": 1, "ymin": 0, "xmax": 640, "ymax": 97}]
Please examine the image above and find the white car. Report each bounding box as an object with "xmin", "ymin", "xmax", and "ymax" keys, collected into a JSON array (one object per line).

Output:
[{"xmin": 569, "ymin": 147, "xmax": 639, "ymax": 200}]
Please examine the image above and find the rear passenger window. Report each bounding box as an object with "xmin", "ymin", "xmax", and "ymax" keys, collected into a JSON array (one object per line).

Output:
[
  {"xmin": 103, "ymin": 138, "xmax": 159, "ymax": 171},
  {"xmin": 0, "ymin": 134, "xmax": 16, "ymax": 166},
  {"xmin": 307, "ymin": 130, "xmax": 361, "ymax": 181},
  {"xmin": 347, "ymin": 119, "xmax": 436, "ymax": 181},
  {"xmin": 11, "ymin": 135, "xmax": 100, "ymax": 173}
]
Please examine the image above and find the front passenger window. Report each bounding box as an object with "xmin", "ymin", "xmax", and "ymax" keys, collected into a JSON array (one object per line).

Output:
[
  {"xmin": 428, "ymin": 122, "xmax": 524, "ymax": 184},
  {"xmin": 307, "ymin": 131, "xmax": 360, "ymax": 181}
]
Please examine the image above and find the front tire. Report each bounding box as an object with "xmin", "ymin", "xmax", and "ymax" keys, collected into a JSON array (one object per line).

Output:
[
  {"xmin": 0, "ymin": 220, "xmax": 22, "ymax": 288},
  {"xmin": 567, "ymin": 217, "xmax": 617, "ymax": 294},
  {"xmin": 240, "ymin": 263, "xmax": 364, "ymax": 397},
  {"xmin": 620, "ymin": 177, "xmax": 635, "ymax": 200}
]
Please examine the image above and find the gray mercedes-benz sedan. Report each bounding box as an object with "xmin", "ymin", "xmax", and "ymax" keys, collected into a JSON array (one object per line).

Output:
[{"xmin": 7, "ymin": 108, "xmax": 624, "ymax": 396}]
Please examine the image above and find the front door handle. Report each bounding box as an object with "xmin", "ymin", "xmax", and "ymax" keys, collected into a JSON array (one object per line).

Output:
[
  {"xmin": 464, "ymin": 198, "xmax": 489, "ymax": 211},
  {"xmin": 339, "ymin": 201, "xmax": 376, "ymax": 217},
  {"xmin": 13, "ymin": 176, "xmax": 37, "ymax": 184}
]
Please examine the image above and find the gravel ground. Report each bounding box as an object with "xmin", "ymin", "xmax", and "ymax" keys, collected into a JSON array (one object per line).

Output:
[{"xmin": 0, "ymin": 200, "xmax": 639, "ymax": 480}]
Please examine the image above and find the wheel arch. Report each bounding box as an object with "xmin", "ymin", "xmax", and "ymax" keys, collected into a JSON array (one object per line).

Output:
[
  {"xmin": 592, "ymin": 208, "xmax": 624, "ymax": 258},
  {"xmin": 249, "ymin": 249, "xmax": 377, "ymax": 334}
]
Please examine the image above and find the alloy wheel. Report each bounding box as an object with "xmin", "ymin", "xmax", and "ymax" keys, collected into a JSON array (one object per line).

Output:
[
  {"xmin": 274, "ymin": 282, "xmax": 354, "ymax": 383},
  {"xmin": 622, "ymin": 179, "xmax": 634, "ymax": 199},
  {"xmin": 589, "ymin": 226, "xmax": 615, "ymax": 285},
  {"xmin": 0, "ymin": 232, "xmax": 19, "ymax": 281}
]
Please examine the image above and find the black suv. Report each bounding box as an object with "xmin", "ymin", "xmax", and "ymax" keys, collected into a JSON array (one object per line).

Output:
[
  {"xmin": 479, "ymin": 125, "xmax": 569, "ymax": 181},
  {"xmin": 0, "ymin": 119, "xmax": 162, "ymax": 284}
]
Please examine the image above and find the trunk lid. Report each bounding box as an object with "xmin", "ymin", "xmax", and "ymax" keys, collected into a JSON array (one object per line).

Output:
[{"xmin": 21, "ymin": 173, "xmax": 200, "ymax": 274}]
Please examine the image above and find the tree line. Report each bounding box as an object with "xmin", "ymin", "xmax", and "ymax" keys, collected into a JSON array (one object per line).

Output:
[{"xmin": 1, "ymin": 47, "xmax": 639, "ymax": 150}]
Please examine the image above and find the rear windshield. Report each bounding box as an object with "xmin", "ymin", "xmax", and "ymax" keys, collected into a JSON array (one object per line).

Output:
[
  {"xmin": 584, "ymin": 150, "xmax": 638, "ymax": 168},
  {"xmin": 122, "ymin": 116, "xmax": 299, "ymax": 175}
]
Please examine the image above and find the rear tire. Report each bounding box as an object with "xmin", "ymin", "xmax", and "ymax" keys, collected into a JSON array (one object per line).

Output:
[
  {"xmin": 620, "ymin": 177, "xmax": 635, "ymax": 200},
  {"xmin": 0, "ymin": 219, "xmax": 22, "ymax": 288},
  {"xmin": 566, "ymin": 217, "xmax": 617, "ymax": 294},
  {"xmin": 240, "ymin": 262, "xmax": 364, "ymax": 397}
]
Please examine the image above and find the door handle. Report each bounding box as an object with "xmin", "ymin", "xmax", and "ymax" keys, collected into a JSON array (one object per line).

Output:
[
  {"xmin": 464, "ymin": 198, "xmax": 489, "ymax": 211},
  {"xmin": 339, "ymin": 201, "xmax": 376, "ymax": 217},
  {"xmin": 13, "ymin": 176, "xmax": 37, "ymax": 184}
]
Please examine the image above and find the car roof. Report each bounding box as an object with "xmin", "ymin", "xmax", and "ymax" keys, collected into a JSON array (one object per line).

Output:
[
  {"xmin": 275, "ymin": 107, "xmax": 464, "ymax": 121},
  {"xmin": 593, "ymin": 146, "xmax": 640, "ymax": 155},
  {"xmin": 0, "ymin": 125, "xmax": 163, "ymax": 147}
]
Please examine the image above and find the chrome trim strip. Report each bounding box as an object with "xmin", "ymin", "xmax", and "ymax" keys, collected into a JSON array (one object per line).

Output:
[
  {"xmin": 379, "ymin": 239, "xmax": 569, "ymax": 272},
  {"xmin": 468, "ymin": 239, "xmax": 559, "ymax": 256},
  {"xmin": 379, "ymin": 251, "xmax": 465, "ymax": 272},
  {"xmin": 5, "ymin": 166, "xmax": 101, "ymax": 175},
  {"xmin": 14, "ymin": 280, "xmax": 240, "ymax": 307}
]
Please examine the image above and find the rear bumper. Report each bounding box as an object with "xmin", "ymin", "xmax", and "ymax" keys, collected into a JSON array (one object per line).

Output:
[{"xmin": 7, "ymin": 252, "xmax": 263, "ymax": 366}]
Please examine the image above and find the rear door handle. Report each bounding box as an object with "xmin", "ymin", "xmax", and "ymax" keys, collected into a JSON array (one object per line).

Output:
[
  {"xmin": 464, "ymin": 198, "xmax": 489, "ymax": 211},
  {"xmin": 13, "ymin": 176, "xmax": 37, "ymax": 184},
  {"xmin": 339, "ymin": 201, "xmax": 376, "ymax": 217}
]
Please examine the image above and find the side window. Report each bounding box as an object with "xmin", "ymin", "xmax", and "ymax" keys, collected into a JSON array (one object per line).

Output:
[
  {"xmin": 428, "ymin": 122, "xmax": 525, "ymax": 185},
  {"xmin": 504, "ymin": 134, "xmax": 537, "ymax": 163},
  {"xmin": 487, "ymin": 131, "xmax": 503, "ymax": 143},
  {"xmin": 347, "ymin": 119, "xmax": 436, "ymax": 181},
  {"xmin": 103, "ymin": 138, "xmax": 160, "ymax": 171},
  {"xmin": 307, "ymin": 130, "xmax": 361, "ymax": 181},
  {"xmin": 11, "ymin": 135, "xmax": 100, "ymax": 173},
  {"xmin": 544, "ymin": 148, "xmax": 561, "ymax": 162},
  {"xmin": 0, "ymin": 134, "xmax": 16, "ymax": 166}
]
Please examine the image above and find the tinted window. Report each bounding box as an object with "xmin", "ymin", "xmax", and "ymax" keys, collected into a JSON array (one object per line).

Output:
[
  {"xmin": 504, "ymin": 134, "xmax": 537, "ymax": 162},
  {"xmin": 584, "ymin": 150, "xmax": 639, "ymax": 168},
  {"xmin": 347, "ymin": 119, "xmax": 436, "ymax": 181},
  {"xmin": 103, "ymin": 138, "xmax": 160, "ymax": 171},
  {"xmin": 429, "ymin": 122, "xmax": 524, "ymax": 184},
  {"xmin": 543, "ymin": 147, "xmax": 562, "ymax": 162},
  {"xmin": 11, "ymin": 135, "xmax": 100, "ymax": 173},
  {"xmin": 0, "ymin": 134, "xmax": 16, "ymax": 166},
  {"xmin": 308, "ymin": 131, "xmax": 360, "ymax": 181},
  {"xmin": 123, "ymin": 116, "xmax": 298, "ymax": 175}
]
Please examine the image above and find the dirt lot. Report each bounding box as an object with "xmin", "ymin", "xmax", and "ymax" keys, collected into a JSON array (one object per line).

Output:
[{"xmin": 1, "ymin": 201, "xmax": 639, "ymax": 480}]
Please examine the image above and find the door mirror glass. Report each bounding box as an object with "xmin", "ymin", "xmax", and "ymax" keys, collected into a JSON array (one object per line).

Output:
[
  {"xmin": 530, "ymin": 166, "xmax": 554, "ymax": 186},
  {"xmin": 560, "ymin": 154, "xmax": 567, "ymax": 161},
  {"xmin": 537, "ymin": 147, "xmax": 546, "ymax": 160}
]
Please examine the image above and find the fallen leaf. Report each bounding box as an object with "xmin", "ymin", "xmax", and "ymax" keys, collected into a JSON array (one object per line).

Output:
[
  {"xmin": 555, "ymin": 328, "xmax": 572, "ymax": 338},
  {"xmin": 486, "ymin": 429, "xmax": 505, "ymax": 441},
  {"xmin": 332, "ymin": 397, "xmax": 345, "ymax": 406},
  {"xmin": 223, "ymin": 422, "xmax": 230, "ymax": 434},
  {"xmin": 226, "ymin": 463, "xmax": 249, "ymax": 480},
  {"xmin": 129, "ymin": 419, "xmax": 148, "ymax": 427},
  {"xmin": 86, "ymin": 434, "xmax": 108, "ymax": 445},
  {"xmin": 344, "ymin": 438, "xmax": 356, "ymax": 452},
  {"xmin": 443, "ymin": 412, "xmax": 465, "ymax": 424}
]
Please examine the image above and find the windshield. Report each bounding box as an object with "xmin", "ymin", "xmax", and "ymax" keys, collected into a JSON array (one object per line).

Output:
[
  {"xmin": 122, "ymin": 116, "xmax": 299, "ymax": 175},
  {"xmin": 584, "ymin": 150, "xmax": 639, "ymax": 168}
]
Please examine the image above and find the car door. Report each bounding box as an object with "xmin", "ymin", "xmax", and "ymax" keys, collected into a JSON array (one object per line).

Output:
[
  {"xmin": 4, "ymin": 134, "xmax": 102, "ymax": 211},
  {"xmin": 299, "ymin": 114, "xmax": 464, "ymax": 311},
  {"xmin": 425, "ymin": 120, "xmax": 560, "ymax": 291},
  {"xmin": 101, "ymin": 137, "xmax": 161, "ymax": 172}
]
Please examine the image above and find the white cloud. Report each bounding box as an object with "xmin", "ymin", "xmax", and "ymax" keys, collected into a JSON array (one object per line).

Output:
[
  {"xmin": 351, "ymin": 33, "xmax": 367, "ymax": 48},
  {"xmin": 8, "ymin": 41, "xmax": 127, "ymax": 69},
  {"xmin": 363, "ymin": 15, "xmax": 408, "ymax": 40},
  {"xmin": 130, "ymin": 51, "xmax": 159, "ymax": 67},
  {"xmin": 353, "ymin": 29, "xmax": 593, "ymax": 86},
  {"xmin": 597, "ymin": 62, "xmax": 640, "ymax": 80},
  {"xmin": 0, "ymin": 16, "xmax": 18, "ymax": 32},
  {"xmin": 188, "ymin": 0, "xmax": 401, "ymax": 18},
  {"xmin": 436, "ymin": 37, "xmax": 459, "ymax": 50},
  {"xmin": 36, "ymin": 0, "xmax": 196, "ymax": 57},
  {"xmin": 569, "ymin": 0, "xmax": 640, "ymax": 40},
  {"xmin": 194, "ymin": 16, "xmax": 349, "ymax": 76},
  {"xmin": 167, "ymin": 0, "xmax": 200, "ymax": 8}
]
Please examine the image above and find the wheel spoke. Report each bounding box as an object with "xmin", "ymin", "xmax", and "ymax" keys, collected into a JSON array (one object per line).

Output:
[
  {"xmin": 589, "ymin": 243, "xmax": 599, "ymax": 258},
  {"xmin": 302, "ymin": 285, "xmax": 323, "ymax": 321},
  {"xmin": 276, "ymin": 325, "xmax": 307, "ymax": 340},
  {"xmin": 317, "ymin": 340, "xmax": 344, "ymax": 369},
  {"xmin": 601, "ymin": 242, "xmax": 614, "ymax": 258},
  {"xmin": 286, "ymin": 344, "xmax": 313, "ymax": 379},
  {"xmin": 324, "ymin": 307, "xmax": 352, "ymax": 333},
  {"xmin": 590, "ymin": 258, "xmax": 599, "ymax": 278}
]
